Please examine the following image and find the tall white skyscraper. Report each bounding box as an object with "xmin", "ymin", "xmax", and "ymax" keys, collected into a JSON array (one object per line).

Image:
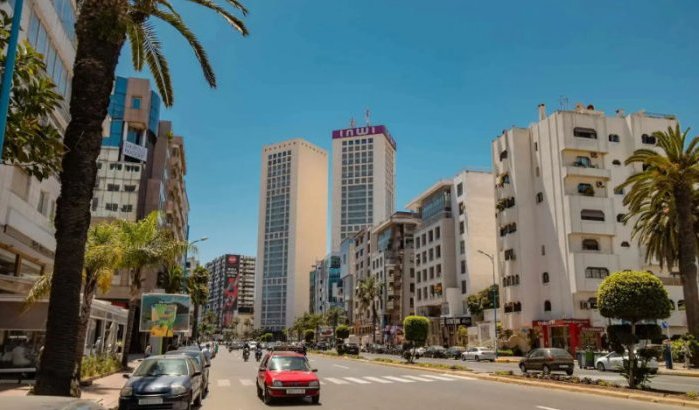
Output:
[
  {"xmin": 331, "ymin": 125, "xmax": 397, "ymax": 251},
  {"xmin": 254, "ymin": 139, "xmax": 328, "ymax": 331}
]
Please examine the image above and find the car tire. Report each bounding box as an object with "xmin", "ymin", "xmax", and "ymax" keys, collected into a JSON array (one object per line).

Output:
[
  {"xmin": 650, "ymin": 369, "xmax": 658, "ymax": 375},
  {"xmin": 461, "ymin": 356, "xmax": 466, "ymax": 361},
  {"xmin": 263, "ymin": 385, "xmax": 273, "ymax": 405},
  {"xmin": 312, "ymin": 395, "xmax": 320, "ymax": 405},
  {"xmin": 256, "ymin": 381, "xmax": 262, "ymax": 398},
  {"xmin": 542, "ymin": 365, "xmax": 551, "ymax": 375},
  {"xmin": 194, "ymin": 391, "xmax": 202, "ymax": 406},
  {"xmin": 519, "ymin": 363, "xmax": 527, "ymax": 374},
  {"xmin": 475, "ymin": 356, "xmax": 480, "ymax": 362},
  {"xmin": 566, "ymin": 369, "xmax": 574, "ymax": 376},
  {"xmin": 596, "ymin": 362, "xmax": 605, "ymax": 372}
]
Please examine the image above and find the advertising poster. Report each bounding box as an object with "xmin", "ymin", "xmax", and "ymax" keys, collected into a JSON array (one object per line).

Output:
[
  {"xmin": 140, "ymin": 293, "xmax": 191, "ymax": 336},
  {"xmin": 222, "ymin": 255, "xmax": 240, "ymax": 327}
]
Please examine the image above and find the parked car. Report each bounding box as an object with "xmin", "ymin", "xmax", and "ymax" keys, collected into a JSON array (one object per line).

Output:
[
  {"xmin": 414, "ymin": 346, "xmax": 427, "ymax": 357},
  {"xmin": 167, "ymin": 349, "xmax": 210, "ymax": 393},
  {"xmin": 445, "ymin": 346, "xmax": 467, "ymax": 360},
  {"xmin": 315, "ymin": 341, "xmax": 329, "ymax": 351},
  {"xmin": 423, "ymin": 345, "xmax": 448, "ymax": 358},
  {"xmin": 461, "ymin": 347, "xmax": 496, "ymax": 362},
  {"xmin": 344, "ymin": 343, "xmax": 360, "ymax": 355},
  {"xmin": 256, "ymin": 351, "xmax": 320, "ymax": 405},
  {"xmin": 595, "ymin": 351, "xmax": 659, "ymax": 374},
  {"xmin": 519, "ymin": 348, "xmax": 575, "ymax": 375},
  {"xmin": 119, "ymin": 356, "xmax": 203, "ymax": 410}
]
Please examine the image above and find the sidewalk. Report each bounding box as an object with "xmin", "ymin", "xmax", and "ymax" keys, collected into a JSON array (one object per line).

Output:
[
  {"xmin": 0, "ymin": 356, "xmax": 142, "ymax": 410},
  {"xmin": 658, "ymin": 363, "xmax": 699, "ymax": 377}
]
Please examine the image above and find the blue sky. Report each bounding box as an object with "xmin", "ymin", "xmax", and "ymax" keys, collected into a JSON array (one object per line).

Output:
[{"xmin": 117, "ymin": 0, "xmax": 699, "ymax": 264}]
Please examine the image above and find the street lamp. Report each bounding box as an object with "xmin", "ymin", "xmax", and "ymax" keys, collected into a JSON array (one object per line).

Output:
[
  {"xmin": 184, "ymin": 236, "xmax": 208, "ymax": 274},
  {"xmin": 477, "ymin": 250, "xmax": 498, "ymax": 359}
]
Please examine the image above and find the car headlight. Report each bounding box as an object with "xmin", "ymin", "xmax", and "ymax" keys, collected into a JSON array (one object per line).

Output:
[
  {"xmin": 272, "ymin": 380, "xmax": 283, "ymax": 387},
  {"xmin": 171, "ymin": 385, "xmax": 187, "ymax": 395},
  {"xmin": 308, "ymin": 381, "xmax": 319, "ymax": 388},
  {"xmin": 120, "ymin": 386, "xmax": 133, "ymax": 397}
]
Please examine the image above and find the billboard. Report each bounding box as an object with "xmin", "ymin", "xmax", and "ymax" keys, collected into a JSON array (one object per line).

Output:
[
  {"xmin": 140, "ymin": 293, "xmax": 191, "ymax": 337},
  {"xmin": 222, "ymin": 254, "xmax": 240, "ymax": 327},
  {"xmin": 122, "ymin": 141, "xmax": 148, "ymax": 162},
  {"xmin": 331, "ymin": 125, "xmax": 397, "ymax": 149}
]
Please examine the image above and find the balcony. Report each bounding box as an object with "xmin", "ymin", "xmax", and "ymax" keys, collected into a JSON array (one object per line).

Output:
[
  {"xmin": 563, "ymin": 165, "xmax": 610, "ymax": 180},
  {"xmin": 566, "ymin": 196, "xmax": 615, "ymax": 236}
]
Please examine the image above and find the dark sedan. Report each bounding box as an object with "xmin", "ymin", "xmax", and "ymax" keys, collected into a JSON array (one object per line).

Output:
[
  {"xmin": 119, "ymin": 356, "xmax": 203, "ymax": 410},
  {"xmin": 519, "ymin": 348, "xmax": 575, "ymax": 375},
  {"xmin": 166, "ymin": 349, "xmax": 210, "ymax": 394}
]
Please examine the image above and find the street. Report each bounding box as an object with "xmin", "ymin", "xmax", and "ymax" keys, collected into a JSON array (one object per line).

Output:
[
  {"xmin": 199, "ymin": 350, "xmax": 688, "ymax": 410},
  {"xmin": 361, "ymin": 353, "xmax": 699, "ymax": 394}
]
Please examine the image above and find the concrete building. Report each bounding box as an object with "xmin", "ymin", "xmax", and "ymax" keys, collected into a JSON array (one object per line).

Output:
[
  {"xmin": 309, "ymin": 254, "xmax": 342, "ymax": 315},
  {"xmin": 491, "ymin": 103, "xmax": 687, "ymax": 354},
  {"xmin": 205, "ymin": 254, "xmax": 256, "ymax": 327},
  {"xmin": 254, "ymin": 139, "xmax": 328, "ymax": 331},
  {"xmin": 331, "ymin": 125, "xmax": 397, "ymax": 251},
  {"xmin": 350, "ymin": 228, "xmax": 373, "ymax": 341},
  {"xmin": 406, "ymin": 171, "xmax": 496, "ymax": 345},
  {"xmin": 338, "ymin": 238, "xmax": 356, "ymax": 322}
]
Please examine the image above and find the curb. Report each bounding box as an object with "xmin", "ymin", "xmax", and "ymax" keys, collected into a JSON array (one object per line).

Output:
[
  {"xmin": 310, "ymin": 353, "xmax": 699, "ymax": 409},
  {"xmin": 659, "ymin": 370, "xmax": 699, "ymax": 378}
]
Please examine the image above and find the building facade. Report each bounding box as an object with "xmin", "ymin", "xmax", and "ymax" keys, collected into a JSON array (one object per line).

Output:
[
  {"xmin": 491, "ymin": 103, "xmax": 687, "ymax": 354},
  {"xmin": 351, "ymin": 228, "xmax": 373, "ymax": 341},
  {"xmin": 254, "ymin": 139, "xmax": 328, "ymax": 331},
  {"xmin": 309, "ymin": 254, "xmax": 342, "ymax": 315},
  {"xmin": 331, "ymin": 125, "xmax": 396, "ymax": 251},
  {"xmin": 206, "ymin": 254, "xmax": 255, "ymax": 327},
  {"xmin": 338, "ymin": 238, "xmax": 356, "ymax": 322}
]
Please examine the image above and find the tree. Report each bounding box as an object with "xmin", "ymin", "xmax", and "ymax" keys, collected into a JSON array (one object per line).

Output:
[
  {"xmin": 335, "ymin": 324, "xmax": 350, "ymax": 341},
  {"xmin": 465, "ymin": 285, "xmax": 499, "ymax": 318},
  {"xmin": 403, "ymin": 316, "xmax": 429, "ymax": 363},
  {"xmin": 457, "ymin": 325, "xmax": 469, "ymax": 346},
  {"xmin": 618, "ymin": 125, "xmax": 699, "ymax": 343},
  {"xmin": 199, "ymin": 310, "xmax": 219, "ymax": 339},
  {"xmin": 37, "ymin": 1, "xmax": 249, "ymax": 396},
  {"xmin": 187, "ymin": 266, "xmax": 210, "ymax": 341},
  {"xmin": 304, "ymin": 330, "xmax": 315, "ymax": 343},
  {"xmin": 597, "ymin": 271, "xmax": 672, "ymax": 388},
  {"xmin": 159, "ymin": 266, "xmax": 185, "ymax": 294},
  {"xmin": 0, "ymin": 10, "xmax": 64, "ymax": 180},
  {"xmin": 324, "ymin": 306, "xmax": 347, "ymax": 344},
  {"xmin": 25, "ymin": 222, "xmax": 122, "ymax": 393},
  {"xmin": 260, "ymin": 333, "xmax": 273, "ymax": 342},
  {"xmin": 117, "ymin": 212, "xmax": 188, "ymax": 368},
  {"xmin": 357, "ymin": 277, "xmax": 383, "ymax": 343}
]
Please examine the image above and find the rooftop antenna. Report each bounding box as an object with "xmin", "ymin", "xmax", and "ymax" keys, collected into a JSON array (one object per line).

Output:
[
  {"xmin": 365, "ymin": 108, "xmax": 371, "ymax": 126},
  {"xmin": 349, "ymin": 117, "xmax": 356, "ymax": 128},
  {"xmin": 558, "ymin": 95, "xmax": 569, "ymax": 110}
]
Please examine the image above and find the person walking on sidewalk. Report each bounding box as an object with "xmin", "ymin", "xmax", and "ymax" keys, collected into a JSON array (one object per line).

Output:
[
  {"xmin": 144, "ymin": 344, "xmax": 152, "ymax": 358},
  {"xmin": 662, "ymin": 339, "xmax": 673, "ymax": 370}
]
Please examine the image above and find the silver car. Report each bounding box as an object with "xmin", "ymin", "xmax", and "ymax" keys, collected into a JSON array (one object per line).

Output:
[
  {"xmin": 595, "ymin": 351, "xmax": 659, "ymax": 374},
  {"xmin": 461, "ymin": 347, "xmax": 496, "ymax": 362}
]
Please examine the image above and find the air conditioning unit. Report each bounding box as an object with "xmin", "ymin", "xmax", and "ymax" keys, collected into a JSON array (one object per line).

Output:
[{"xmin": 596, "ymin": 181, "xmax": 606, "ymax": 188}]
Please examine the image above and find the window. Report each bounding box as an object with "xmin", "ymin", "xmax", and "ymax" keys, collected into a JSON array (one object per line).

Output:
[
  {"xmin": 91, "ymin": 198, "xmax": 98, "ymax": 211},
  {"xmin": 577, "ymin": 183, "xmax": 594, "ymax": 196},
  {"xmin": 435, "ymin": 246, "xmax": 441, "ymax": 258},
  {"xmin": 428, "ymin": 230, "xmax": 434, "ymax": 242},
  {"xmin": 460, "ymin": 260, "xmax": 466, "ymax": 274},
  {"xmin": 416, "ymin": 237, "xmax": 420, "ymax": 249},
  {"xmin": 608, "ymin": 134, "xmax": 620, "ymax": 142},
  {"xmin": 542, "ymin": 272, "xmax": 550, "ymax": 284},
  {"xmin": 121, "ymin": 204, "xmax": 133, "ymax": 212},
  {"xmin": 124, "ymin": 185, "xmax": 137, "ymax": 192},
  {"xmin": 105, "ymin": 203, "xmax": 118, "ymax": 211},
  {"xmin": 457, "ymin": 182, "xmax": 463, "ymax": 196},
  {"xmin": 614, "ymin": 187, "xmax": 624, "ymax": 195},
  {"xmin": 544, "ymin": 300, "xmax": 551, "ymax": 312},
  {"xmin": 429, "ymin": 249, "xmax": 434, "ymax": 261},
  {"xmin": 435, "ymin": 227, "xmax": 440, "ymax": 239},
  {"xmin": 461, "ymin": 280, "xmax": 467, "ymax": 294},
  {"xmin": 574, "ymin": 156, "xmax": 592, "ymax": 167},
  {"xmin": 499, "ymin": 150, "xmax": 508, "ymax": 161},
  {"xmin": 541, "ymin": 245, "xmax": 545, "ymax": 255},
  {"xmin": 585, "ymin": 267, "xmax": 609, "ymax": 279},
  {"xmin": 612, "ymin": 159, "xmax": 621, "ymax": 166},
  {"xmin": 534, "ymin": 142, "xmax": 538, "ymax": 151},
  {"xmin": 641, "ymin": 134, "xmax": 656, "ymax": 145},
  {"xmin": 436, "ymin": 264, "xmax": 441, "ymax": 276},
  {"xmin": 109, "ymin": 163, "xmax": 122, "ymax": 171},
  {"xmin": 429, "ymin": 267, "xmax": 434, "ymax": 279},
  {"xmin": 460, "ymin": 240, "xmax": 465, "ymax": 254},
  {"xmin": 459, "ymin": 221, "xmax": 464, "ymax": 234},
  {"xmin": 459, "ymin": 202, "xmax": 465, "ymax": 215},
  {"xmin": 582, "ymin": 239, "xmax": 600, "ymax": 251},
  {"xmin": 621, "ymin": 241, "xmax": 630, "ymax": 247},
  {"xmin": 616, "ymin": 213, "xmax": 625, "ymax": 223},
  {"xmin": 574, "ymin": 127, "xmax": 597, "ymax": 139},
  {"xmin": 536, "ymin": 192, "xmax": 543, "ymax": 203},
  {"xmin": 37, "ymin": 191, "xmax": 49, "ymax": 216},
  {"xmin": 131, "ymin": 96, "xmax": 142, "ymax": 109},
  {"xmin": 678, "ymin": 300, "xmax": 686, "ymax": 311},
  {"xmin": 504, "ymin": 249, "xmax": 516, "ymax": 260},
  {"xmin": 107, "ymin": 184, "xmax": 120, "ymax": 192},
  {"xmin": 581, "ymin": 209, "xmax": 605, "ymax": 221},
  {"xmin": 514, "ymin": 302, "xmax": 522, "ymax": 312}
]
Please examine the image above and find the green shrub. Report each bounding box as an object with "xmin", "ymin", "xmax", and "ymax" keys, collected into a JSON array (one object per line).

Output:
[
  {"xmin": 403, "ymin": 316, "xmax": 429, "ymax": 346},
  {"xmin": 335, "ymin": 325, "xmax": 351, "ymax": 340},
  {"xmin": 304, "ymin": 329, "xmax": 315, "ymax": 343},
  {"xmin": 497, "ymin": 349, "xmax": 514, "ymax": 356},
  {"xmin": 80, "ymin": 354, "xmax": 121, "ymax": 380},
  {"xmin": 687, "ymin": 391, "xmax": 698, "ymax": 400}
]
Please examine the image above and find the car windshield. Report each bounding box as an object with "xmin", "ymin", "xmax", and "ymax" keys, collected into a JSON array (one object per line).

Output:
[
  {"xmin": 268, "ymin": 356, "xmax": 311, "ymax": 371},
  {"xmin": 550, "ymin": 349, "xmax": 573, "ymax": 359},
  {"xmin": 134, "ymin": 359, "xmax": 189, "ymax": 377}
]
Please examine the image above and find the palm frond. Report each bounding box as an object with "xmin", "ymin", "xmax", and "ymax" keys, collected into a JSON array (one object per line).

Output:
[
  {"xmin": 184, "ymin": 0, "xmax": 249, "ymax": 35},
  {"xmin": 23, "ymin": 272, "xmax": 53, "ymax": 310}
]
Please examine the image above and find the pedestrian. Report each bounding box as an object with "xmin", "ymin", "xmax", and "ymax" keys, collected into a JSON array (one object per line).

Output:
[
  {"xmin": 144, "ymin": 343, "xmax": 152, "ymax": 358},
  {"xmin": 663, "ymin": 339, "xmax": 673, "ymax": 370}
]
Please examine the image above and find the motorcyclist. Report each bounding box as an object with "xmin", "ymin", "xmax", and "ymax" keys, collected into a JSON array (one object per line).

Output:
[
  {"xmin": 242, "ymin": 341, "xmax": 250, "ymax": 362},
  {"xmin": 255, "ymin": 344, "xmax": 263, "ymax": 362},
  {"xmin": 301, "ymin": 343, "xmax": 307, "ymax": 356}
]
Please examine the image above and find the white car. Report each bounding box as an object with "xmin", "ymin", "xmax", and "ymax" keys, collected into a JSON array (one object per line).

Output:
[
  {"xmin": 415, "ymin": 347, "xmax": 426, "ymax": 356},
  {"xmin": 461, "ymin": 347, "xmax": 496, "ymax": 362},
  {"xmin": 594, "ymin": 352, "xmax": 659, "ymax": 374}
]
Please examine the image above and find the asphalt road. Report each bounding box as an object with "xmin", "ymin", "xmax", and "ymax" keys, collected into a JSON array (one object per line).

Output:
[
  {"xmin": 198, "ymin": 350, "xmax": 688, "ymax": 410},
  {"xmin": 360, "ymin": 353, "xmax": 699, "ymax": 393}
]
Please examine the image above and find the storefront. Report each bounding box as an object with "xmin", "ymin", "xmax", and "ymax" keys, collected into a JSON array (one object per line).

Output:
[
  {"xmin": 440, "ymin": 316, "xmax": 472, "ymax": 346},
  {"xmin": 532, "ymin": 319, "xmax": 603, "ymax": 356}
]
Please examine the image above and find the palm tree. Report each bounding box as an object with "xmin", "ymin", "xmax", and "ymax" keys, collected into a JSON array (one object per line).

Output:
[
  {"xmin": 187, "ymin": 266, "xmax": 210, "ymax": 342},
  {"xmin": 117, "ymin": 212, "xmax": 188, "ymax": 368},
  {"xmin": 25, "ymin": 222, "xmax": 123, "ymax": 391},
  {"xmin": 37, "ymin": 1, "xmax": 248, "ymax": 395},
  {"xmin": 324, "ymin": 306, "xmax": 347, "ymax": 344},
  {"xmin": 619, "ymin": 124, "xmax": 699, "ymax": 341},
  {"xmin": 160, "ymin": 266, "xmax": 185, "ymax": 294},
  {"xmin": 356, "ymin": 277, "xmax": 383, "ymax": 343}
]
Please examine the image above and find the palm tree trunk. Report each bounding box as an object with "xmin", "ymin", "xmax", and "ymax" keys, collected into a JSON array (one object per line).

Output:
[
  {"xmin": 192, "ymin": 303, "xmax": 200, "ymax": 342},
  {"xmin": 34, "ymin": 0, "xmax": 129, "ymax": 396},
  {"xmin": 122, "ymin": 268, "xmax": 142, "ymax": 368},
  {"xmin": 676, "ymin": 185, "xmax": 699, "ymax": 338},
  {"xmin": 72, "ymin": 273, "xmax": 99, "ymax": 393},
  {"xmin": 371, "ymin": 303, "xmax": 378, "ymax": 344}
]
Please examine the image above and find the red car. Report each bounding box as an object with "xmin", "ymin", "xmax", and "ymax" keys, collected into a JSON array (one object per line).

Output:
[{"xmin": 256, "ymin": 351, "xmax": 320, "ymax": 405}]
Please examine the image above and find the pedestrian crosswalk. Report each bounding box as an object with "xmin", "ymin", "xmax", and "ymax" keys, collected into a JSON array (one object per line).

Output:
[{"xmin": 215, "ymin": 373, "xmax": 467, "ymax": 388}]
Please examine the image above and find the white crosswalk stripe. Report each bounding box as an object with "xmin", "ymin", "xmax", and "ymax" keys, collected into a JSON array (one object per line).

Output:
[
  {"xmin": 217, "ymin": 379, "xmax": 230, "ymax": 387},
  {"xmin": 343, "ymin": 377, "xmax": 370, "ymax": 384},
  {"xmin": 441, "ymin": 373, "xmax": 476, "ymax": 381},
  {"xmin": 363, "ymin": 376, "xmax": 393, "ymax": 384},
  {"xmin": 403, "ymin": 375, "xmax": 434, "ymax": 382},
  {"xmin": 383, "ymin": 376, "xmax": 414, "ymax": 383},
  {"xmin": 421, "ymin": 374, "xmax": 456, "ymax": 381},
  {"xmin": 325, "ymin": 377, "xmax": 350, "ymax": 384},
  {"xmin": 239, "ymin": 379, "xmax": 255, "ymax": 386}
]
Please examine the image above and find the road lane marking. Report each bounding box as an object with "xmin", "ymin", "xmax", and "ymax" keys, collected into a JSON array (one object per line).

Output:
[
  {"xmin": 383, "ymin": 376, "xmax": 415, "ymax": 383},
  {"xmin": 441, "ymin": 373, "xmax": 476, "ymax": 380},
  {"xmin": 217, "ymin": 379, "xmax": 230, "ymax": 387},
  {"xmin": 239, "ymin": 379, "xmax": 255, "ymax": 386},
  {"xmin": 421, "ymin": 374, "xmax": 456, "ymax": 381},
  {"xmin": 363, "ymin": 376, "xmax": 393, "ymax": 384},
  {"xmin": 536, "ymin": 406, "xmax": 560, "ymax": 410},
  {"xmin": 344, "ymin": 377, "xmax": 371, "ymax": 384},
  {"xmin": 319, "ymin": 380, "xmax": 325, "ymax": 385},
  {"xmin": 403, "ymin": 375, "xmax": 434, "ymax": 382},
  {"xmin": 325, "ymin": 377, "xmax": 349, "ymax": 384},
  {"xmin": 333, "ymin": 364, "xmax": 350, "ymax": 369}
]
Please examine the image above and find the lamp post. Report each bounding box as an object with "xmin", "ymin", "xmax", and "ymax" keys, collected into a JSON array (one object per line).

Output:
[
  {"xmin": 477, "ymin": 250, "xmax": 498, "ymax": 359},
  {"xmin": 183, "ymin": 236, "xmax": 208, "ymax": 275}
]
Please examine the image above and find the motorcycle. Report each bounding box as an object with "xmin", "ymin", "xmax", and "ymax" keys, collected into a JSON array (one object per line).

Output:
[
  {"xmin": 243, "ymin": 349, "xmax": 250, "ymax": 362},
  {"xmin": 255, "ymin": 349, "xmax": 262, "ymax": 362}
]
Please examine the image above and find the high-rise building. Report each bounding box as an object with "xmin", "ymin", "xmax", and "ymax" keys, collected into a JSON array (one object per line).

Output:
[
  {"xmin": 331, "ymin": 125, "xmax": 396, "ymax": 251},
  {"xmin": 491, "ymin": 103, "xmax": 687, "ymax": 353},
  {"xmin": 254, "ymin": 139, "xmax": 328, "ymax": 331},
  {"xmin": 338, "ymin": 237, "xmax": 356, "ymax": 322},
  {"xmin": 309, "ymin": 254, "xmax": 342, "ymax": 315},
  {"xmin": 206, "ymin": 254, "xmax": 256, "ymax": 326}
]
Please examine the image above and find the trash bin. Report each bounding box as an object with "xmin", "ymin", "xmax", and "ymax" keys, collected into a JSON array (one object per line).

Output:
[{"xmin": 585, "ymin": 350, "xmax": 595, "ymax": 369}]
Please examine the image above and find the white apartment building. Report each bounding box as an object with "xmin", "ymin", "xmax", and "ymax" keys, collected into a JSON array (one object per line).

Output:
[
  {"xmin": 406, "ymin": 171, "xmax": 496, "ymax": 345},
  {"xmin": 491, "ymin": 103, "xmax": 687, "ymax": 353},
  {"xmin": 331, "ymin": 125, "xmax": 396, "ymax": 251},
  {"xmin": 254, "ymin": 139, "xmax": 328, "ymax": 331}
]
